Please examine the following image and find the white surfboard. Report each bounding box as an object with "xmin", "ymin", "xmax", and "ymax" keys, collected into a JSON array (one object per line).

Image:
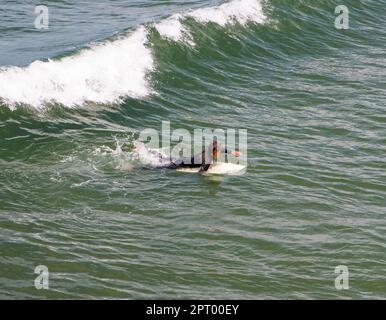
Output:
[{"xmin": 176, "ymin": 162, "xmax": 246, "ymax": 175}]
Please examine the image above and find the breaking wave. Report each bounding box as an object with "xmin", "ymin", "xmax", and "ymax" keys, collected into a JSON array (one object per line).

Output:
[{"xmin": 0, "ymin": 0, "xmax": 266, "ymax": 109}]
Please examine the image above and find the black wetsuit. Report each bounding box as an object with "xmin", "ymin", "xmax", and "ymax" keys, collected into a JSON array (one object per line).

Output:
[{"xmin": 167, "ymin": 147, "xmax": 231, "ymax": 172}]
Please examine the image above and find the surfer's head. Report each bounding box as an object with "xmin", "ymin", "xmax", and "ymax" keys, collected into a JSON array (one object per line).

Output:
[{"xmin": 210, "ymin": 140, "xmax": 221, "ymax": 160}]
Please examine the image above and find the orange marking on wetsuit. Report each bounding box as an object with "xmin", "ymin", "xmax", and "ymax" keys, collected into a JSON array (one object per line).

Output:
[{"xmin": 213, "ymin": 150, "xmax": 221, "ymax": 159}]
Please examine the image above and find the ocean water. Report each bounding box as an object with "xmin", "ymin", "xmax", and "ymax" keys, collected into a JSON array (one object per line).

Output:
[{"xmin": 0, "ymin": 0, "xmax": 385, "ymax": 299}]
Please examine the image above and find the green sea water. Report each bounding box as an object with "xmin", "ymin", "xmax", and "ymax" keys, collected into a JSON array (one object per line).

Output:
[{"xmin": 0, "ymin": 0, "xmax": 385, "ymax": 299}]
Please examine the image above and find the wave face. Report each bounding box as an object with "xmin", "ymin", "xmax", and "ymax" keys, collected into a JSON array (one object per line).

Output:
[{"xmin": 0, "ymin": 0, "xmax": 266, "ymax": 109}]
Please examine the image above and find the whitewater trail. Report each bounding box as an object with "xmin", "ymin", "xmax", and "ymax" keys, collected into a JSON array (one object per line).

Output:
[{"xmin": 0, "ymin": 0, "xmax": 266, "ymax": 109}]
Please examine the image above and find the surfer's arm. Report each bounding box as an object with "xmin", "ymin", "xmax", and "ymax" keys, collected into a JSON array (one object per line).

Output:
[{"xmin": 222, "ymin": 148, "xmax": 241, "ymax": 157}]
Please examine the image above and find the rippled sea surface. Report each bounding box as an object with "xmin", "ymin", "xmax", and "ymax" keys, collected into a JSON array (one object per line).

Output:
[{"xmin": 0, "ymin": 0, "xmax": 385, "ymax": 299}]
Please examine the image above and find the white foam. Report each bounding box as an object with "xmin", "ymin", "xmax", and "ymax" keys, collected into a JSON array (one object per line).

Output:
[
  {"xmin": 92, "ymin": 140, "xmax": 169, "ymax": 169},
  {"xmin": 154, "ymin": 0, "xmax": 266, "ymax": 41},
  {"xmin": 155, "ymin": 14, "xmax": 187, "ymax": 42},
  {"xmin": 188, "ymin": 0, "xmax": 266, "ymax": 26},
  {"xmin": 131, "ymin": 141, "xmax": 171, "ymax": 167},
  {"xmin": 0, "ymin": 27, "xmax": 154, "ymax": 109}
]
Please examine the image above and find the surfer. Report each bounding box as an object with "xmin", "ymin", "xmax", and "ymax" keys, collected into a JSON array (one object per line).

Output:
[
  {"xmin": 134, "ymin": 140, "xmax": 240, "ymax": 172},
  {"xmin": 167, "ymin": 140, "xmax": 240, "ymax": 172}
]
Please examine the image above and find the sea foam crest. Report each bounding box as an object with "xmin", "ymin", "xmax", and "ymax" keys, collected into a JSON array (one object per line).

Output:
[
  {"xmin": 155, "ymin": 0, "xmax": 266, "ymax": 41},
  {"xmin": 0, "ymin": 27, "xmax": 153, "ymax": 109}
]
